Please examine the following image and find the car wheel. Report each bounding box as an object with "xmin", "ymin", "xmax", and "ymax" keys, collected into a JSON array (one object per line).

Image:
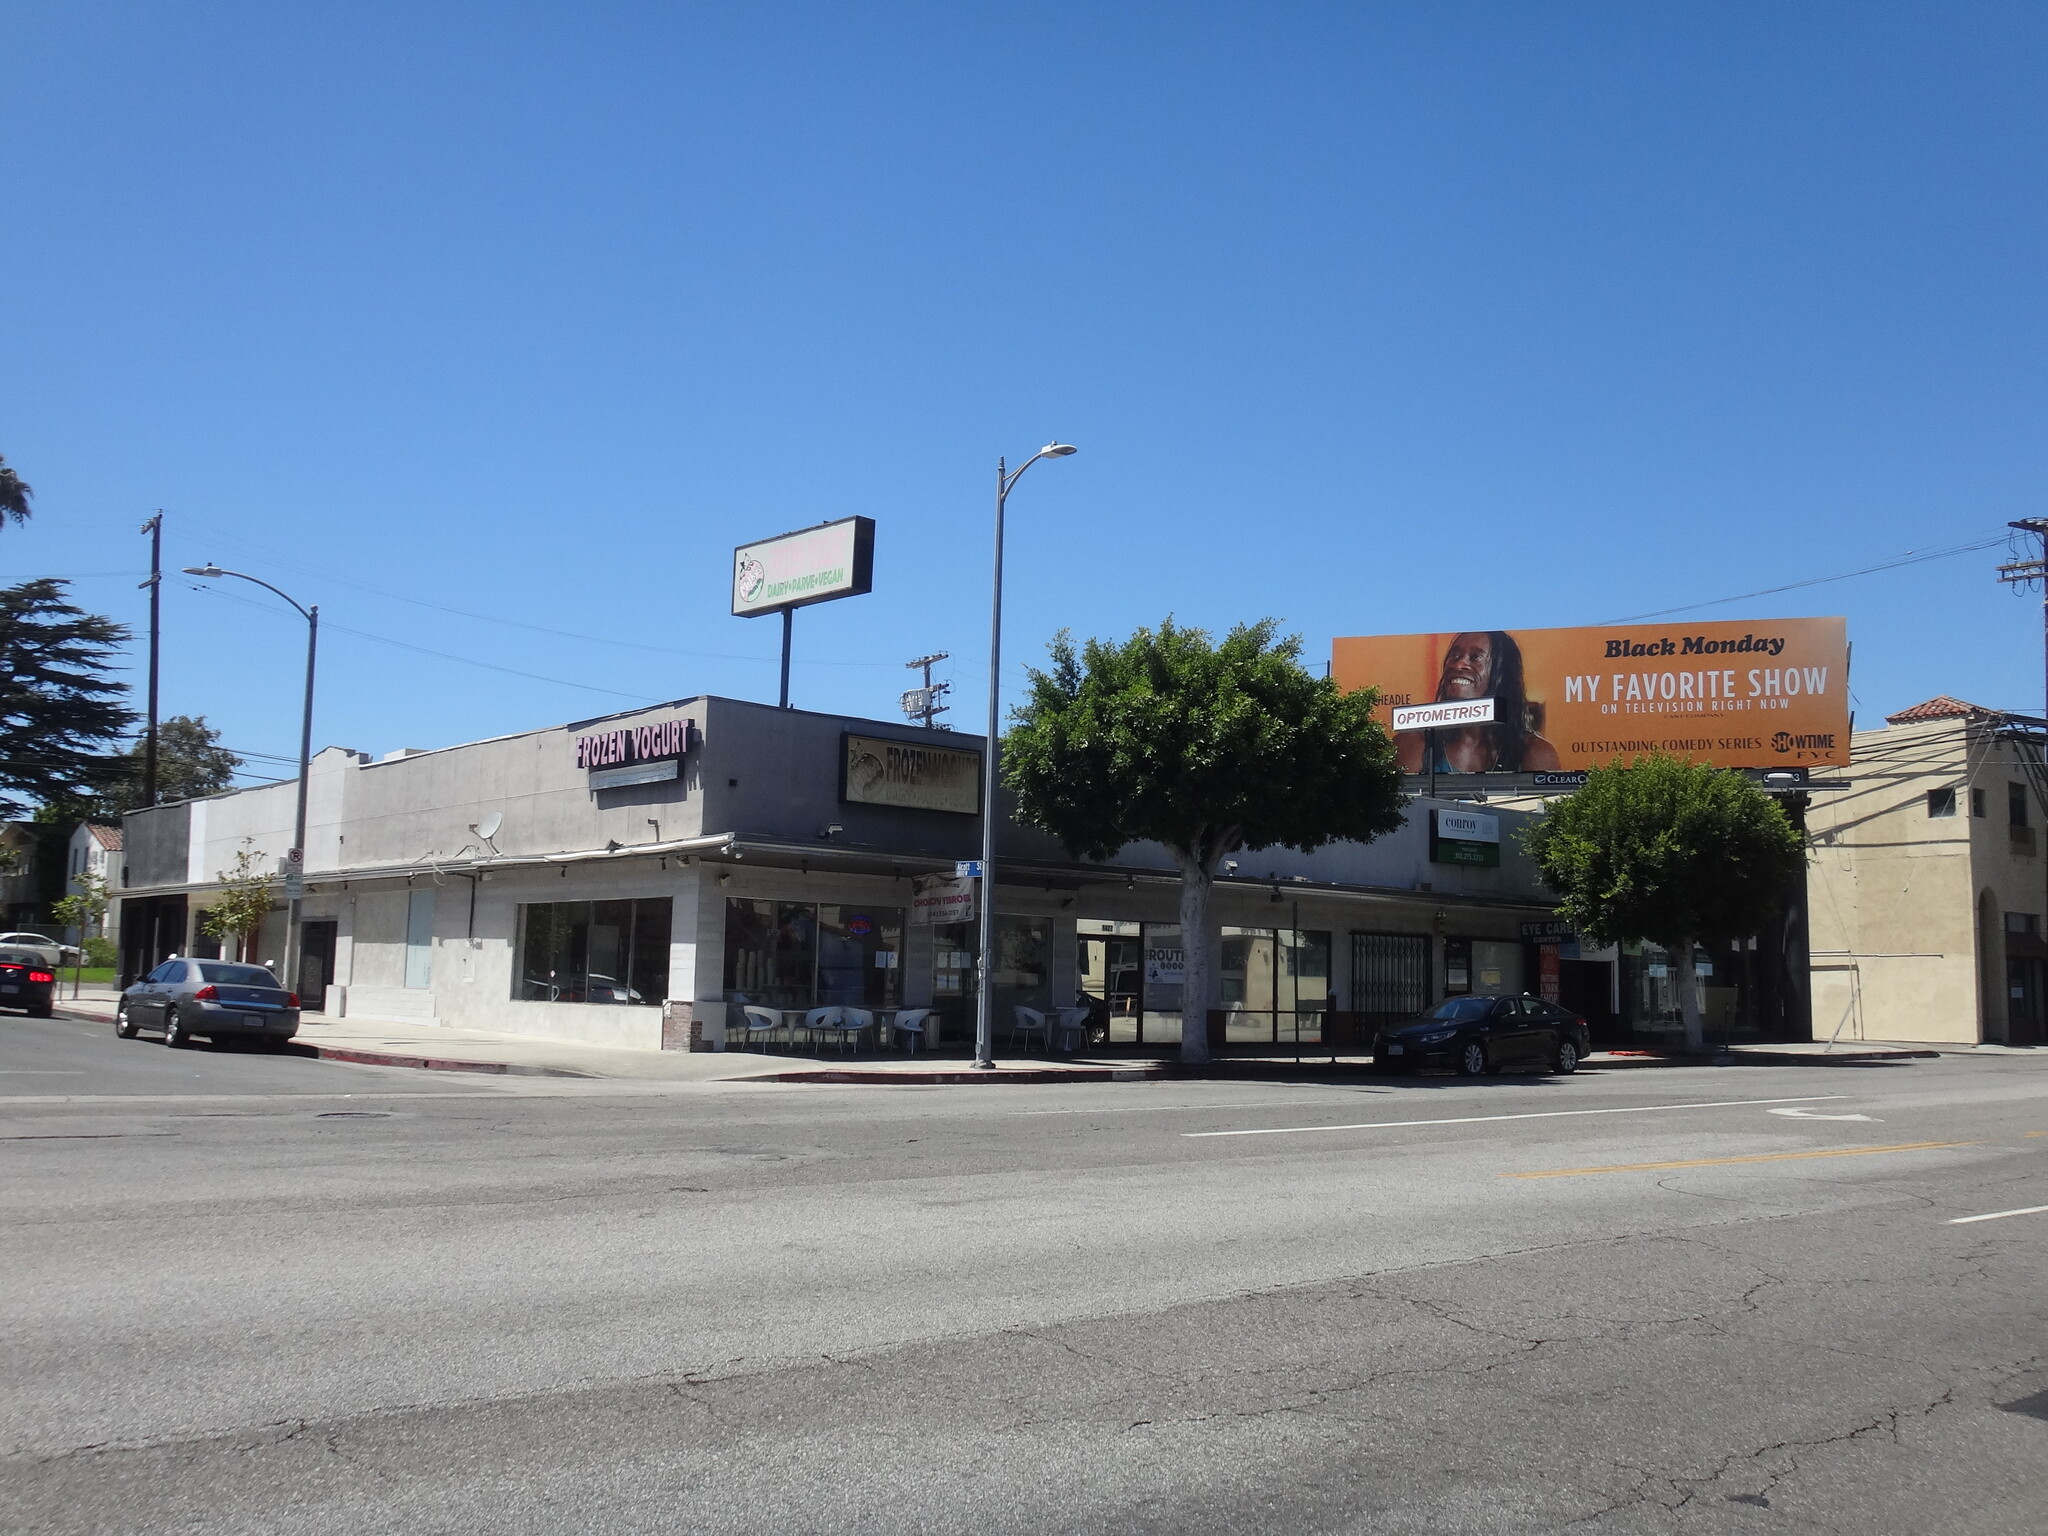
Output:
[
  {"xmin": 115, "ymin": 1004, "xmax": 138, "ymax": 1039},
  {"xmin": 1457, "ymin": 1040, "xmax": 1490, "ymax": 1077},
  {"xmin": 1554, "ymin": 1039, "xmax": 1580, "ymax": 1075},
  {"xmin": 28, "ymin": 1003, "xmax": 53, "ymax": 1019},
  {"xmin": 163, "ymin": 1012, "xmax": 191, "ymax": 1048}
]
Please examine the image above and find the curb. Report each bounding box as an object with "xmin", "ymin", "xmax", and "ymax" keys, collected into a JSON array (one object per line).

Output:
[
  {"xmin": 288, "ymin": 1044, "xmax": 596, "ymax": 1079},
  {"xmin": 760, "ymin": 1064, "xmax": 1172, "ymax": 1085}
]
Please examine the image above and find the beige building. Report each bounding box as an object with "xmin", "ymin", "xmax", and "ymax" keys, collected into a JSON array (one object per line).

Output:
[{"xmin": 1807, "ymin": 696, "xmax": 2045, "ymax": 1045}]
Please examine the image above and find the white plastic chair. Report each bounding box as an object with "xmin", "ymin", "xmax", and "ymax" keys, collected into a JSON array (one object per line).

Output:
[
  {"xmin": 1010, "ymin": 1005, "xmax": 1049, "ymax": 1052},
  {"xmin": 889, "ymin": 1008, "xmax": 934, "ymax": 1053},
  {"xmin": 737, "ymin": 1005, "xmax": 781, "ymax": 1052},
  {"xmin": 831, "ymin": 1007, "xmax": 876, "ymax": 1054},
  {"xmin": 803, "ymin": 1006, "xmax": 844, "ymax": 1052},
  {"xmin": 1053, "ymin": 1005, "xmax": 1093, "ymax": 1053}
]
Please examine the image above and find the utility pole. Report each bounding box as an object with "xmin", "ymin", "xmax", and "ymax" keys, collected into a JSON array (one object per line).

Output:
[
  {"xmin": 137, "ymin": 514, "xmax": 163, "ymax": 806},
  {"xmin": 901, "ymin": 653, "xmax": 952, "ymax": 730},
  {"xmin": 1999, "ymin": 519, "xmax": 2048, "ymax": 1045}
]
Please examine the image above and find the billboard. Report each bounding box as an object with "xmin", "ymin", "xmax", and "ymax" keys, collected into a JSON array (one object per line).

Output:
[
  {"xmin": 1331, "ymin": 617, "xmax": 1850, "ymax": 772},
  {"xmin": 732, "ymin": 516, "xmax": 876, "ymax": 617}
]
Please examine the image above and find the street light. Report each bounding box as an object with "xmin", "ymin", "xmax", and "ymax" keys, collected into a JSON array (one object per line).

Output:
[
  {"xmin": 974, "ymin": 444, "xmax": 1078, "ymax": 1071},
  {"xmin": 184, "ymin": 565, "xmax": 318, "ymax": 993}
]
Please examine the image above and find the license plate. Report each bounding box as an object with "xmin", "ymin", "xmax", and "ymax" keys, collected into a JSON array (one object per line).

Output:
[
  {"xmin": 1387, "ymin": 1043, "xmax": 1403, "ymax": 1055},
  {"xmin": 0, "ymin": 985, "xmax": 17, "ymax": 995}
]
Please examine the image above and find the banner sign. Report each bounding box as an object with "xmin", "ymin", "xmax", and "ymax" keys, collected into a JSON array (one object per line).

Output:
[
  {"xmin": 842, "ymin": 733, "xmax": 981, "ymax": 815},
  {"xmin": 1332, "ymin": 618, "xmax": 1850, "ymax": 771},
  {"xmin": 732, "ymin": 517, "xmax": 876, "ymax": 617},
  {"xmin": 912, "ymin": 875, "xmax": 977, "ymax": 926},
  {"xmin": 1431, "ymin": 807, "xmax": 1502, "ymax": 868},
  {"xmin": 1391, "ymin": 698, "xmax": 1495, "ymax": 733},
  {"xmin": 575, "ymin": 717, "xmax": 693, "ymax": 792}
]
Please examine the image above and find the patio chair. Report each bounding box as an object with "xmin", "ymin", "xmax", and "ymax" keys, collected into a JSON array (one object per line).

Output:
[
  {"xmin": 1053, "ymin": 1005, "xmax": 1093, "ymax": 1054},
  {"xmin": 888, "ymin": 1008, "xmax": 934, "ymax": 1053},
  {"xmin": 803, "ymin": 1006, "xmax": 844, "ymax": 1053},
  {"xmin": 1010, "ymin": 1005, "xmax": 1049, "ymax": 1052},
  {"xmin": 736, "ymin": 1005, "xmax": 781, "ymax": 1052},
  {"xmin": 830, "ymin": 1007, "xmax": 876, "ymax": 1054}
]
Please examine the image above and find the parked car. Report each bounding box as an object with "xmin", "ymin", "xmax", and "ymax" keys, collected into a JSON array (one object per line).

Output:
[
  {"xmin": 0, "ymin": 948, "xmax": 57, "ymax": 1018},
  {"xmin": 0, "ymin": 932, "xmax": 82, "ymax": 969},
  {"xmin": 115, "ymin": 959, "xmax": 301, "ymax": 1048},
  {"xmin": 1374, "ymin": 995, "xmax": 1590, "ymax": 1076}
]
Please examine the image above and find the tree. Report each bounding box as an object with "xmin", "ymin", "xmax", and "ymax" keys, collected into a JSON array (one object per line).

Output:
[
  {"xmin": 0, "ymin": 580, "xmax": 134, "ymax": 817},
  {"xmin": 51, "ymin": 869, "xmax": 109, "ymax": 998},
  {"xmin": 126, "ymin": 715, "xmax": 241, "ymax": 806},
  {"xmin": 1524, "ymin": 754, "xmax": 1806, "ymax": 1052},
  {"xmin": 0, "ymin": 454, "xmax": 29, "ymax": 531},
  {"xmin": 198, "ymin": 840, "xmax": 276, "ymax": 964},
  {"xmin": 1004, "ymin": 618, "xmax": 1407, "ymax": 1064}
]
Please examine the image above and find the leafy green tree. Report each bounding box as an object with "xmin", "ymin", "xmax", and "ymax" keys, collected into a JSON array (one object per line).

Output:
[
  {"xmin": 0, "ymin": 580, "xmax": 134, "ymax": 817},
  {"xmin": 51, "ymin": 869, "xmax": 109, "ymax": 997},
  {"xmin": 198, "ymin": 840, "xmax": 276, "ymax": 964},
  {"xmin": 1524, "ymin": 754, "xmax": 1806, "ymax": 1051},
  {"xmin": 1005, "ymin": 618, "xmax": 1406, "ymax": 1064},
  {"xmin": 125, "ymin": 714, "xmax": 241, "ymax": 807},
  {"xmin": 0, "ymin": 454, "xmax": 30, "ymax": 531}
]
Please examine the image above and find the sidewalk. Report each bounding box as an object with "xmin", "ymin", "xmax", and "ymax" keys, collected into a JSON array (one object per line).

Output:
[{"xmin": 54, "ymin": 991, "xmax": 1956, "ymax": 1083}]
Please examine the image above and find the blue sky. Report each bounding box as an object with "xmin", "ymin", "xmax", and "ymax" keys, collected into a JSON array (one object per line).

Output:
[{"xmin": 2, "ymin": 3, "xmax": 2043, "ymax": 783}]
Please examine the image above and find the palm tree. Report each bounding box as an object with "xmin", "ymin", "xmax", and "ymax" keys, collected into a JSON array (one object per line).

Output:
[{"xmin": 0, "ymin": 455, "xmax": 30, "ymax": 530}]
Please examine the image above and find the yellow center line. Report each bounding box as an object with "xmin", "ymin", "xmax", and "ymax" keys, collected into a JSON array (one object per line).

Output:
[{"xmin": 1502, "ymin": 1140, "xmax": 1978, "ymax": 1180}]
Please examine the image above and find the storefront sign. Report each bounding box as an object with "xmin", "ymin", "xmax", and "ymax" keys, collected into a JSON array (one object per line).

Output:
[
  {"xmin": 912, "ymin": 875, "xmax": 977, "ymax": 926},
  {"xmin": 1431, "ymin": 808, "xmax": 1502, "ymax": 868},
  {"xmin": 1520, "ymin": 918, "xmax": 1576, "ymax": 942},
  {"xmin": 1144, "ymin": 943, "xmax": 1184, "ymax": 986},
  {"xmin": 1332, "ymin": 617, "xmax": 1851, "ymax": 770},
  {"xmin": 732, "ymin": 517, "xmax": 877, "ymax": 616},
  {"xmin": 575, "ymin": 718, "xmax": 692, "ymax": 770},
  {"xmin": 843, "ymin": 733, "xmax": 981, "ymax": 815}
]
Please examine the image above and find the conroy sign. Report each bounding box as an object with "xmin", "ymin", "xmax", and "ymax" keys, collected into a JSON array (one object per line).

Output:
[
  {"xmin": 1431, "ymin": 807, "xmax": 1501, "ymax": 868},
  {"xmin": 732, "ymin": 517, "xmax": 876, "ymax": 617}
]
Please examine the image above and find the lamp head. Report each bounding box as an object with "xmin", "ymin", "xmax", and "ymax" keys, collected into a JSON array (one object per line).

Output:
[
  {"xmin": 1041, "ymin": 443, "xmax": 1079, "ymax": 458},
  {"xmin": 183, "ymin": 565, "xmax": 224, "ymax": 578}
]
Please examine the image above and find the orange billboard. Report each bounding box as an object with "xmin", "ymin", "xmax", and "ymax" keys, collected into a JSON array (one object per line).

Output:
[{"xmin": 1331, "ymin": 618, "xmax": 1850, "ymax": 773}]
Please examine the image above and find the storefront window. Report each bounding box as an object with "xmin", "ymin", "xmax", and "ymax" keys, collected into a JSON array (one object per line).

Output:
[
  {"xmin": 995, "ymin": 915, "xmax": 1052, "ymax": 1023},
  {"xmin": 929, "ymin": 921, "xmax": 977, "ymax": 1047},
  {"xmin": 1221, "ymin": 928, "xmax": 1332, "ymax": 1044},
  {"xmin": 1141, "ymin": 924, "xmax": 1184, "ymax": 1044},
  {"xmin": 516, "ymin": 898, "xmax": 670, "ymax": 1005},
  {"xmin": 1077, "ymin": 920, "xmax": 1142, "ymax": 1044},
  {"xmin": 723, "ymin": 898, "xmax": 903, "ymax": 1011}
]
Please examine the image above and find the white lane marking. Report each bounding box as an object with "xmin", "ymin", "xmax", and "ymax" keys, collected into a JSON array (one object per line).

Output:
[
  {"xmin": 1009, "ymin": 1097, "xmax": 1352, "ymax": 1117},
  {"xmin": 1182, "ymin": 1095, "xmax": 1849, "ymax": 1139},
  {"xmin": 1948, "ymin": 1204, "xmax": 2048, "ymax": 1226},
  {"xmin": 0, "ymin": 1070, "xmax": 86, "ymax": 1075},
  {"xmin": 1768, "ymin": 1107, "xmax": 1878, "ymax": 1122}
]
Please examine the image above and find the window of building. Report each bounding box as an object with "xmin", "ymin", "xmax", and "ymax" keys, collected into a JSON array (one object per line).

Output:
[
  {"xmin": 2005, "ymin": 912, "xmax": 2039, "ymax": 937},
  {"xmin": 2012, "ymin": 783, "xmax": 2030, "ymax": 828},
  {"xmin": 517, "ymin": 898, "xmax": 671, "ymax": 1005},
  {"xmin": 1973, "ymin": 787, "xmax": 1987, "ymax": 818},
  {"xmin": 1355, "ymin": 931, "xmax": 1433, "ymax": 1023},
  {"xmin": 1219, "ymin": 927, "xmax": 1332, "ymax": 1044},
  {"xmin": 1927, "ymin": 787, "xmax": 1957, "ymax": 818},
  {"xmin": 404, "ymin": 889, "xmax": 435, "ymax": 989},
  {"xmin": 722, "ymin": 899, "xmax": 901, "ymax": 1010}
]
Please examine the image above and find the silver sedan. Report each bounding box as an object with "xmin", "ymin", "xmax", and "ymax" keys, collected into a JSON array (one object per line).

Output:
[{"xmin": 116, "ymin": 959, "xmax": 302, "ymax": 1048}]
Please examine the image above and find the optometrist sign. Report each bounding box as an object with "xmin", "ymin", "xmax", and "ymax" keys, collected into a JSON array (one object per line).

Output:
[
  {"xmin": 732, "ymin": 517, "xmax": 876, "ymax": 617},
  {"xmin": 1332, "ymin": 617, "xmax": 1850, "ymax": 772}
]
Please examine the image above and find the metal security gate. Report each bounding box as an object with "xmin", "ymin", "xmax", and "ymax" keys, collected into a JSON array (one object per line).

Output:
[{"xmin": 1350, "ymin": 932, "xmax": 1432, "ymax": 1030}]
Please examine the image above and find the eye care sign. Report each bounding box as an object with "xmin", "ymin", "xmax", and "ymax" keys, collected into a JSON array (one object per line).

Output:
[{"xmin": 1332, "ymin": 617, "xmax": 1850, "ymax": 771}]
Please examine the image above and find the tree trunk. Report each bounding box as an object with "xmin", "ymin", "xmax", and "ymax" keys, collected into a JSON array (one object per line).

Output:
[
  {"xmin": 1674, "ymin": 940, "xmax": 1704, "ymax": 1052},
  {"xmin": 1177, "ymin": 860, "xmax": 1213, "ymax": 1066}
]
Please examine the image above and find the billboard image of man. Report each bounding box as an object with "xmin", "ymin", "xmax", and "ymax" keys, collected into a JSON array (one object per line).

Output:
[{"xmin": 1394, "ymin": 631, "xmax": 1561, "ymax": 773}]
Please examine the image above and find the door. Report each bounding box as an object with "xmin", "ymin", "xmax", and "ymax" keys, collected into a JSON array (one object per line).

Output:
[
  {"xmin": 1491, "ymin": 998, "xmax": 1540, "ymax": 1062},
  {"xmin": 134, "ymin": 961, "xmax": 180, "ymax": 1026},
  {"xmin": 299, "ymin": 920, "xmax": 338, "ymax": 1008}
]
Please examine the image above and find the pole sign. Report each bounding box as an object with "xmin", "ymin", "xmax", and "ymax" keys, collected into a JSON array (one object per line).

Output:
[
  {"xmin": 282, "ymin": 848, "xmax": 305, "ymax": 900},
  {"xmin": 1391, "ymin": 697, "xmax": 1495, "ymax": 733},
  {"xmin": 1430, "ymin": 807, "xmax": 1501, "ymax": 868},
  {"xmin": 732, "ymin": 517, "xmax": 876, "ymax": 617}
]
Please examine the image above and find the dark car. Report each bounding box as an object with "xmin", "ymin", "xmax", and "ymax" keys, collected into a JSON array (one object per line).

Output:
[
  {"xmin": 0, "ymin": 949, "xmax": 57, "ymax": 1018},
  {"xmin": 1374, "ymin": 994, "xmax": 1590, "ymax": 1076},
  {"xmin": 116, "ymin": 958, "xmax": 301, "ymax": 1048}
]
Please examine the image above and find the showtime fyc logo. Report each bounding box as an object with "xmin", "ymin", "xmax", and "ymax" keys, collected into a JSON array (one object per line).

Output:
[{"xmin": 1772, "ymin": 730, "xmax": 1836, "ymax": 754}]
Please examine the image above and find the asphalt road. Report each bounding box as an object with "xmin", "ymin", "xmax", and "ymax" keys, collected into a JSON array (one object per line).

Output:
[{"xmin": 3, "ymin": 1010, "xmax": 2045, "ymax": 1534}]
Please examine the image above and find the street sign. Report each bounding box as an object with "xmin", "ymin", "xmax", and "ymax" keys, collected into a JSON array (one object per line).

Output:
[
  {"xmin": 1391, "ymin": 697, "xmax": 1495, "ymax": 733},
  {"xmin": 283, "ymin": 848, "xmax": 305, "ymax": 901},
  {"xmin": 954, "ymin": 859, "xmax": 983, "ymax": 879}
]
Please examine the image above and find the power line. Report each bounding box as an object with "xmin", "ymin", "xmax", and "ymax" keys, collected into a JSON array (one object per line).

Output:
[{"xmin": 1604, "ymin": 531, "xmax": 2009, "ymax": 623}]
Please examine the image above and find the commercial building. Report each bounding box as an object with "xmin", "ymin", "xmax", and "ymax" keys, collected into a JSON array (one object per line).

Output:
[
  {"xmin": 116, "ymin": 695, "xmax": 1581, "ymax": 1052},
  {"xmin": 1806, "ymin": 695, "xmax": 2046, "ymax": 1045}
]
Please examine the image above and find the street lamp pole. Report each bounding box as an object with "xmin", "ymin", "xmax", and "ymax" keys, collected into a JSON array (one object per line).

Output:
[
  {"xmin": 184, "ymin": 566, "xmax": 318, "ymax": 994},
  {"xmin": 974, "ymin": 443, "xmax": 1078, "ymax": 1071}
]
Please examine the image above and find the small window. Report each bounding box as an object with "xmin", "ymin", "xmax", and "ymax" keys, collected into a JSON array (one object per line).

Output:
[
  {"xmin": 1973, "ymin": 787, "xmax": 1987, "ymax": 818},
  {"xmin": 2006, "ymin": 912, "xmax": 2039, "ymax": 937},
  {"xmin": 2012, "ymin": 784, "xmax": 2031, "ymax": 828},
  {"xmin": 1927, "ymin": 788, "xmax": 1957, "ymax": 818}
]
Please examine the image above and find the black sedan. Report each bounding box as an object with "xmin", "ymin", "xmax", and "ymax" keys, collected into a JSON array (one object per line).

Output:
[
  {"xmin": 116, "ymin": 958, "xmax": 301, "ymax": 1048},
  {"xmin": 1374, "ymin": 995, "xmax": 1590, "ymax": 1076},
  {"xmin": 0, "ymin": 949, "xmax": 57, "ymax": 1018}
]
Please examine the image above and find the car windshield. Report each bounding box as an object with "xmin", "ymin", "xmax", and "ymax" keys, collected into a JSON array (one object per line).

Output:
[
  {"xmin": 196, "ymin": 963, "xmax": 282, "ymax": 987},
  {"xmin": 1423, "ymin": 997, "xmax": 1496, "ymax": 1022},
  {"xmin": 0, "ymin": 952, "xmax": 39, "ymax": 967}
]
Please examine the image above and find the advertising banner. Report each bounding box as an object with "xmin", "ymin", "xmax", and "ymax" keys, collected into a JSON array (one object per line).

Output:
[
  {"xmin": 911, "ymin": 876, "xmax": 977, "ymax": 926},
  {"xmin": 842, "ymin": 733, "xmax": 981, "ymax": 815},
  {"xmin": 1332, "ymin": 617, "xmax": 1849, "ymax": 771},
  {"xmin": 732, "ymin": 517, "xmax": 876, "ymax": 617}
]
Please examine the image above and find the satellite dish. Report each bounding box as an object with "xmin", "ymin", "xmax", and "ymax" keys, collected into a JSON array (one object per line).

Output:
[{"xmin": 471, "ymin": 812, "xmax": 503, "ymax": 841}]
